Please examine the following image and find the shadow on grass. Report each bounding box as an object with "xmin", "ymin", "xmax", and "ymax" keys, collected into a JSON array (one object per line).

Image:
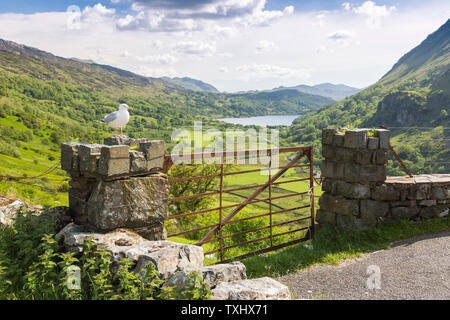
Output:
[{"xmin": 241, "ymin": 216, "xmax": 450, "ymax": 279}]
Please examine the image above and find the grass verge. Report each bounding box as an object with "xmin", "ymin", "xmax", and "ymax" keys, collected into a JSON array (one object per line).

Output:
[{"xmin": 242, "ymin": 217, "xmax": 450, "ymax": 279}]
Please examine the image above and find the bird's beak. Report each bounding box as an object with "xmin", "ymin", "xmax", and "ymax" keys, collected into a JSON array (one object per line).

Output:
[{"xmin": 128, "ymin": 106, "xmax": 133, "ymax": 110}]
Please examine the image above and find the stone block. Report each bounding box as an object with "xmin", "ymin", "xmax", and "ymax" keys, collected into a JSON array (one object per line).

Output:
[
  {"xmin": 367, "ymin": 137, "xmax": 379, "ymax": 150},
  {"xmin": 87, "ymin": 175, "xmax": 169, "ymax": 232},
  {"xmin": 322, "ymin": 145, "xmax": 335, "ymax": 159},
  {"xmin": 375, "ymin": 129, "xmax": 390, "ymax": 149},
  {"xmin": 335, "ymin": 147, "xmax": 356, "ymax": 162},
  {"xmin": 316, "ymin": 209, "xmax": 336, "ymax": 225},
  {"xmin": 333, "ymin": 133, "xmax": 345, "ymax": 146},
  {"xmin": 336, "ymin": 214, "xmax": 358, "ymax": 229},
  {"xmin": 140, "ymin": 140, "xmax": 166, "ymax": 170},
  {"xmin": 321, "ymin": 178, "xmax": 336, "ymax": 193},
  {"xmin": 78, "ymin": 144, "xmax": 102, "ymax": 173},
  {"xmin": 415, "ymin": 183, "xmax": 431, "ymax": 200},
  {"xmin": 360, "ymin": 165, "xmax": 386, "ymax": 182},
  {"xmin": 372, "ymin": 184, "xmax": 400, "ymax": 201},
  {"xmin": 343, "ymin": 130, "xmax": 368, "ymax": 149},
  {"xmin": 419, "ymin": 199, "xmax": 437, "ymax": 207},
  {"xmin": 104, "ymin": 136, "xmax": 148, "ymax": 147},
  {"xmin": 360, "ymin": 199, "xmax": 389, "ymax": 218},
  {"xmin": 140, "ymin": 140, "xmax": 166, "ymax": 156},
  {"xmin": 130, "ymin": 150, "xmax": 147, "ymax": 173},
  {"xmin": 356, "ymin": 150, "xmax": 374, "ymax": 165},
  {"xmin": 335, "ymin": 181, "xmax": 370, "ymax": 199},
  {"xmin": 391, "ymin": 206, "xmax": 419, "ymax": 219},
  {"xmin": 419, "ymin": 205, "xmax": 449, "ymax": 219},
  {"xmin": 344, "ymin": 162, "xmax": 360, "ymax": 183},
  {"xmin": 375, "ymin": 150, "xmax": 387, "ymax": 165},
  {"xmin": 98, "ymin": 145, "xmax": 130, "ymax": 177},
  {"xmin": 322, "ymin": 129, "xmax": 337, "ymax": 145},
  {"xmin": 431, "ymin": 186, "xmax": 447, "ymax": 200},
  {"xmin": 321, "ymin": 160, "xmax": 335, "ymax": 178},
  {"xmin": 318, "ymin": 193, "xmax": 359, "ymax": 216},
  {"xmin": 390, "ymin": 200, "xmax": 417, "ymax": 207},
  {"xmin": 61, "ymin": 142, "xmax": 80, "ymax": 172},
  {"xmin": 211, "ymin": 277, "xmax": 291, "ymax": 300}
]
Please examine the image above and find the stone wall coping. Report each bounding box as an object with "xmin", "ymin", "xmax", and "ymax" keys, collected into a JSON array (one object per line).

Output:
[{"xmin": 385, "ymin": 174, "xmax": 450, "ymax": 184}]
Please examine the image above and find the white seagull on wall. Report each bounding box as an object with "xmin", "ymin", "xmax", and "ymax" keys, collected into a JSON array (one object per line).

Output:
[{"xmin": 100, "ymin": 103, "xmax": 132, "ymax": 134}]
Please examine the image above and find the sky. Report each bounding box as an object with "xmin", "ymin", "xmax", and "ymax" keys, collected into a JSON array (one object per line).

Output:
[{"xmin": 0, "ymin": 0, "xmax": 449, "ymax": 92}]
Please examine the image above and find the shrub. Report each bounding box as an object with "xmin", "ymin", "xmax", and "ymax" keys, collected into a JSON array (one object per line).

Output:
[{"xmin": 0, "ymin": 209, "xmax": 210, "ymax": 300}]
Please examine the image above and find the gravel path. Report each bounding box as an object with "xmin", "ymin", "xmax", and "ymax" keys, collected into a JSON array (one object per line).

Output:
[{"xmin": 279, "ymin": 232, "xmax": 450, "ymax": 300}]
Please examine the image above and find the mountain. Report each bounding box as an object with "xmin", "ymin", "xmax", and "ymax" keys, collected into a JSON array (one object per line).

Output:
[
  {"xmin": 160, "ymin": 76, "xmax": 220, "ymax": 93},
  {"xmin": 0, "ymin": 38, "xmax": 335, "ymax": 206},
  {"xmin": 272, "ymin": 83, "xmax": 360, "ymax": 101},
  {"xmin": 285, "ymin": 19, "xmax": 450, "ymax": 175}
]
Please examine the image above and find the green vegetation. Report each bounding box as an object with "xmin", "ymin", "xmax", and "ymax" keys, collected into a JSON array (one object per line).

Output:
[
  {"xmin": 284, "ymin": 19, "xmax": 450, "ymax": 175},
  {"xmin": 0, "ymin": 209, "xmax": 210, "ymax": 300},
  {"xmin": 0, "ymin": 38, "xmax": 332, "ymax": 206},
  {"xmin": 242, "ymin": 216, "xmax": 450, "ymax": 279}
]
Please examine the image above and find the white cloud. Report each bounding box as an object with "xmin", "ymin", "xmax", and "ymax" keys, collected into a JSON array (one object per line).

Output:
[
  {"xmin": 172, "ymin": 41, "xmax": 216, "ymax": 56},
  {"xmin": 136, "ymin": 54, "xmax": 178, "ymax": 64},
  {"xmin": 342, "ymin": 2, "xmax": 351, "ymax": 11},
  {"xmin": 255, "ymin": 40, "xmax": 277, "ymax": 53},
  {"xmin": 351, "ymin": 1, "xmax": 396, "ymax": 29},
  {"xmin": 236, "ymin": 64, "xmax": 311, "ymax": 79}
]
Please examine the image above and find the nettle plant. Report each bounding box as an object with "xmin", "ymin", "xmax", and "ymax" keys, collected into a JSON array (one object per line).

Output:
[{"xmin": 0, "ymin": 209, "xmax": 210, "ymax": 300}]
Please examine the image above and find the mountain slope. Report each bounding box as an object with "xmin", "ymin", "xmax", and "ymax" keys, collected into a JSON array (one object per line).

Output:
[
  {"xmin": 160, "ymin": 76, "xmax": 220, "ymax": 93},
  {"xmin": 0, "ymin": 38, "xmax": 335, "ymax": 205},
  {"xmin": 285, "ymin": 19, "xmax": 450, "ymax": 175},
  {"xmin": 272, "ymin": 83, "xmax": 360, "ymax": 101}
]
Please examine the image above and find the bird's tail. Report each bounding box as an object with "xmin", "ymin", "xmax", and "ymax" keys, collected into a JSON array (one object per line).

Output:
[{"xmin": 99, "ymin": 119, "xmax": 105, "ymax": 123}]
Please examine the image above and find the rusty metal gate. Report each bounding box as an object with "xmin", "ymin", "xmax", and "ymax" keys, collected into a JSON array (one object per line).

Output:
[{"xmin": 164, "ymin": 146, "xmax": 315, "ymax": 263}]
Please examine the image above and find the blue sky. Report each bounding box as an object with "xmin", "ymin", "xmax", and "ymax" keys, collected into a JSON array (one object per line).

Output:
[
  {"xmin": 0, "ymin": 1, "xmax": 448, "ymax": 91},
  {"xmin": 0, "ymin": 0, "xmax": 426, "ymax": 13}
]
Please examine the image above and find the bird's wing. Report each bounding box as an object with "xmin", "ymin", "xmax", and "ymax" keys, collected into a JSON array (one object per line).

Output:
[{"xmin": 102, "ymin": 111, "xmax": 118, "ymax": 123}]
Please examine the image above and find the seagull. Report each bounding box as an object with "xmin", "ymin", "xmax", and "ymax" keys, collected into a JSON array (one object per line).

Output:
[{"xmin": 100, "ymin": 103, "xmax": 132, "ymax": 134}]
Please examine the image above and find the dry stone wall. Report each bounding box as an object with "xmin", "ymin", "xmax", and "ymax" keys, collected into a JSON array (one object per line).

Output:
[{"xmin": 317, "ymin": 128, "xmax": 450, "ymax": 229}]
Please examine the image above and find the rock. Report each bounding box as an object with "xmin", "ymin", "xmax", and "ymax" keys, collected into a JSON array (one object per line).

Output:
[
  {"xmin": 336, "ymin": 214, "xmax": 358, "ymax": 229},
  {"xmin": 164, "ymin": 262, "xmax": 247, "ymax": 291},
  {"xmin": 56, "ymin": 224, "xmax": 203, "ymax": 278},
  {"xmin": 343, "ymin": 162, "xmax": 360, "ymax": 183},
  {"xmin": 333, "ymin": 132, "xmax": 345, "ymax": 146},
  {"xmin": 47, "ymin": 206, "xmax": 72, "ymax": 232},
  {"xmin": 210, "ymin": 277, "xmax": 291, "ymax": 300},
  {"xmin": 87, "ymin": 175, "xmax": 169, "ymax": 234},
  {"xmin": 0, "ymin": 196, "xmax": 41, "ymax": 226}
]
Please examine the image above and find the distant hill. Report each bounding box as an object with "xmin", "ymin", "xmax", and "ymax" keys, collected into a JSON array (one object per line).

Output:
[
  {"xmin": 272, "ymin": 83, "xmax": 360, "ymax": 101},
  {"xmin": 160, "ymin": 76, "xmax": 220, "ymax": 93},
  {"xmin": 286, "ymin": 19, "xmax": 450, "ymax": 175},
  {"xmin": 0, "ymin": 38, "xmax": 339, "ymax": 205}
]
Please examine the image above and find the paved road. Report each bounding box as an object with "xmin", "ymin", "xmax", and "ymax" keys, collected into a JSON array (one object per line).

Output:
[{"xmin": 279, "ymin": 232, "xmax": 450, "ymax": 300}]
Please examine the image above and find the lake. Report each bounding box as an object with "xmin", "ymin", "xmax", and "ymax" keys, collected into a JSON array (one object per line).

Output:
[{"xmin": 217, "ymin": 114, "xmax": 300, "ymax": 127}]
